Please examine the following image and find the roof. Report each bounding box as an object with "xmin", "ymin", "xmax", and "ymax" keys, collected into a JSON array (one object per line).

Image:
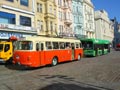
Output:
[
  {"xmin": 80, "ymin": 38, "xmax": 110, "ymax": 44},
  {"xmin": 19, "ymin": 36, "xmax": 81, "ymax": 43}
]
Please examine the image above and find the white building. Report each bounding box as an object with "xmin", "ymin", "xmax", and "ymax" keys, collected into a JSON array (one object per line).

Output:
[
  {"xmin": 0, "ymin": 0, "xmax": 36, "ymax": 40},
  {"xmin": 83, "ymin": 0, "xmax": 95, "ymax": 38},
  {"xmin": 95, "ymin": 10, "xmax": 114, "ymax": 42}
]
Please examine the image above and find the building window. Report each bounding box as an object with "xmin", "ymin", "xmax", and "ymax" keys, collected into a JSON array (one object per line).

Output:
[
  {"xmin": 58, "ymin": 0, "xmax": 62, "ymax": 6},
  {"xmin": 37, "ymin": 3, "xmax": 42, "ymax": 13},
  {"xmin": 20, "ymin": 16, "xmax": 31, "ymax": 26},
  {"xmin": 0, "ymin": 11, "xmax": 15, "ymax": 24},
  {"xmin": 59, "ymin": 11, "xmax": 62, "ymax": 20},
  {"xmin": 54, "ymin": 9, "xmax": 56, "ymax": 16},
  {"xmin": 37, "ymin": 20, "xmax": 43, "ymax": 31},
  {"xmin": 64, "ymin": 12, "xmax": 66, "ymax": 20},
  {"xmin": 59, "ymin": 11, "xmax": 60, "ymax": 19},
  {"xmin": 49, "ymin": 5, "xmax": 52, "ymax": 14},
  {"xmin": 41, "ymin": 21, "xmax": 43, "ymax": 31},
  {"xmin": 20, "ymin": 0, "xmax": 28, "ymax": 6},
  {"xmin": 46, "ymin": 21, "xmax": 48, "ymax": 31},
  {"xmin": 6, "ymin": 0, "xmax": 13, "ymax": 2},
  {"xmin": 50, "ymin": 21, "xmax": 53, "ymax": 31},
  {"xmin": 40, "ymin": 21, "xmax": 43, "ymax": 31},
  {"xmin": 37, "ymin": 20, "xmax": 40, "ymax": 30}
]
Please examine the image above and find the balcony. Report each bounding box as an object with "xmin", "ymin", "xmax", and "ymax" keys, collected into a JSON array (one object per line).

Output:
[
  {"xmin": 62, "ymin": 5, "xmax": 69, "ymax": 9},
  {"xmin": 44, "ymin": 13, "xmax": 56, "ymax": 19},
  {"xmin": 64, "ymin": 19, "xmax": 72, "ymax": 25},
  {"xmin": 0, "ymin": 23, "xmax": 37, "ymax": 34},
  {"xmin": 88, "ymin": 20, "xmax": 93, "ymax": 23},
  {"xmin": 62, "ymin": 2, "xmax": 71, "ymax": 10}
]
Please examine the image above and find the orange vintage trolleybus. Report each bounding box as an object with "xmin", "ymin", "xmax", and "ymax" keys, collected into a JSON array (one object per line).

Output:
[{"xmin": 13, "ymin": 36, "xmax": 83, "ymax": 67}]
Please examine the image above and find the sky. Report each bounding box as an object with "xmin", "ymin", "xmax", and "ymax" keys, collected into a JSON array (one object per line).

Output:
[{"xmin": 91, "ymin": 0, "xmax": 120, "ymax": 22}]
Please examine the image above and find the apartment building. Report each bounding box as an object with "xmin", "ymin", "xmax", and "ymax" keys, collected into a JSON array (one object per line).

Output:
[
  {"xmin": 111, "ymin": 17, "xmax": 120, "ymax": 47},
  {"xmin": 63, "ymin": 0, "xmax": 74, "ymax": 37},
  {"xmin": 83, "ymin": 0, "xmax": 95, "ymax": 38},
  {"xmin": 72, "ymin": 0, "xmax": 84, "ymax": 38},
  {"xmin": 35, "ymin": 0, "xmax": 57, "ymax": 36},
  {"xmin": 57, "ymin": 0, "xmax": 73, "ymax": 37},
  {"xmin": 0, "ymin": 0, "xmax": 36, "ymax": 40},
  {"xmin": 35, "ymin": 0, "xmax": 46, "ymax": 35},
  {"xmin": 57, "ymin": 0, "xmax": 64, "ymax": 37},
  {"xmin": 95, "ymin": 10, "xmax": 114, "ymax": 42}
]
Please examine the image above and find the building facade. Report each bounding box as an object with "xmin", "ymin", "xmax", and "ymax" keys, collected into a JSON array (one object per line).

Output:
[
  {"xmin": 95, "ymin": 10, "xmax": 114, "ymax": 42},
  {"xmin": 83, "ymin": 0, "xmax": 95, "ymax": 38},
  {"xmin": 63, "ymin": 0, "xmax": 74, "ymax": 37},
  {"xmin": 35, "ymin": 0, "xmax": 46, "ymax": 36},
  {"xmin": 58, "ymin": 0, "xmax": 74, "ymax": 37},
  {"xmin": 72, "ymin": 0, "xmax": 84, "ymax": 38},
  {"xmin": 111, "ymin": 17, "xmax": 120, "ymax": 47},
  {"xmin": 57, "ymin": 0, "xmax": 64, "ymax": 37},
  {"xmin": 0, "ymin": 0, "xmax": 36, "ymax": 40},
  {"xmin": 35, "ymin": 0, "xmax": 57, "ymax": 36}
]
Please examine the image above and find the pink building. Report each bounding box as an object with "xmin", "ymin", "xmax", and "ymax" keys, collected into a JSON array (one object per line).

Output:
[{"xmin": 58, "ymin": 0, "xmax": 74, "ymax": 37}]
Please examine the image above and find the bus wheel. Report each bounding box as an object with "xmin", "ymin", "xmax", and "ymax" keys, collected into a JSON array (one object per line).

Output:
[
  {"xmin": 52, "ymin": 57, "xmax": 58, "ymax": 66},
  {"xmin": 78, "ymin": 55, "xmax": 81, "ymax": 60}
]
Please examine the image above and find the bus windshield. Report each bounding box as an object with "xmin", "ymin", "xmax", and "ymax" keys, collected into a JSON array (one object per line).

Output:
[
  {"xmin": 0, "ymin": 44, "xmax": 3, "ymax": 52},
  {"xmin": 16, "ymin": 41, "xmax": 33, "ymax": 50},
  {"xmin": 82, "ymin": 41, "xmax": 93, "ymax": 50}
]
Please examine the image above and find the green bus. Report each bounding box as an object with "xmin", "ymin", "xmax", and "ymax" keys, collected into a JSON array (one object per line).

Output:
[{"xmin": 80, "ymin": 38, "xmax": 111, "ymax": 57}]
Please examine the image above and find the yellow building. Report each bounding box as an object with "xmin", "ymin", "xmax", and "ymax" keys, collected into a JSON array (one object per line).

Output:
[
  {"xmin": 35, "ymin": 0, "xmax": 58, "ymax": 36},
  {"xmin": 0, "ymin": 0, "xmax": 36, "ymax": 40}
]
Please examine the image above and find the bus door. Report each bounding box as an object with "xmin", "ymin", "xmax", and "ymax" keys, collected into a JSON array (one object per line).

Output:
[
  {"xmin": 71, "ymin": 43, "xmax": 75, "ymax": 60},
  {"xmin": 36, "ymin": 42, "xmax": 45, "ymax": 66}
]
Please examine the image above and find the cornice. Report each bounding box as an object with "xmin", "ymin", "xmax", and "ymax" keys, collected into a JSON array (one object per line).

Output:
[{"xmin": 83, "ymin": 0, "xmax": 94, "ymax": 8}]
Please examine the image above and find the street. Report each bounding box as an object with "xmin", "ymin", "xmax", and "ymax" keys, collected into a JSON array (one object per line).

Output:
[{"xmin": 0, "ymin": 49, "xmax": 120, "ymax": 90}]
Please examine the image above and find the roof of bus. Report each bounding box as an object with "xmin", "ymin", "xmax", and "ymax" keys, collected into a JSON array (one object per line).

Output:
[
  {"xmin": 80, "ymin": 38, "xmax": 110, "ymax": 44},
  {"xmin": 19, "ymin": 36, "xmax": 81, "ymax": 43}
]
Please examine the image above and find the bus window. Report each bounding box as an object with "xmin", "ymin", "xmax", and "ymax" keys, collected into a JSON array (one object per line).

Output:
[
  {"xmin": 82, "ymin": 41, "xmax": 93, "ymax": 49},
  {"xmin": 59, "ymin": 42, "xmax": 65, "ymax": 49},
  {"xmin": 46, "ymin": 42, "xmax": 52, "ymax": 50},
  {"xmin": 76, "ymin": 43, "xmax": 79, "ymax": 48},
  {"xmin": 36, "ymin": 43, "xmax": 44, "ymax": 51},
  {"xmin": 41, "ymin": 43, "xmax": 44, "ymax": 51},
  {"xmin": 16, "ymin": 41, "xmax": 33, "ymax": 50},
  {"xmin": 36, "ymin": 43, "xmax": 39, "ymax": 51},
  {"xmin": 66, "ymin": 42, "xmax": 71, "ymax": 49},
  {"xmin": 94, "ymin": 44, "xmax": 100, "ymax": 50},
  {"xmin": 4, "ymin": 44, "xmax": 10, "ymax": 52},
  {"xmin": 53, "ymin": 42, "xmax": 59, "ymax": 49}
]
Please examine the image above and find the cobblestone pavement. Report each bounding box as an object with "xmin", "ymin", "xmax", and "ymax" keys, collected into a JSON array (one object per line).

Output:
[{"xmin": 0, "ymin": 49, "xmax": 120, "ymax": 90}]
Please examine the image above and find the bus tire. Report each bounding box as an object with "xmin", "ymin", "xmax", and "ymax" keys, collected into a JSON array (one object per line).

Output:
[
  {"xmin": 52, "ymin": 57, "xmax": 58, "ymax": 66},
  {"xmin": 78, "ymin": 55, "xmax": 81, "ymax": 61}
]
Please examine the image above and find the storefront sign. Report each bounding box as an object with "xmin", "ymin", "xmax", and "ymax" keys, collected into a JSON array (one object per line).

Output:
[{"xmin": 0, "ymin": 32, "xmax": 23, "ymax": 39}]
